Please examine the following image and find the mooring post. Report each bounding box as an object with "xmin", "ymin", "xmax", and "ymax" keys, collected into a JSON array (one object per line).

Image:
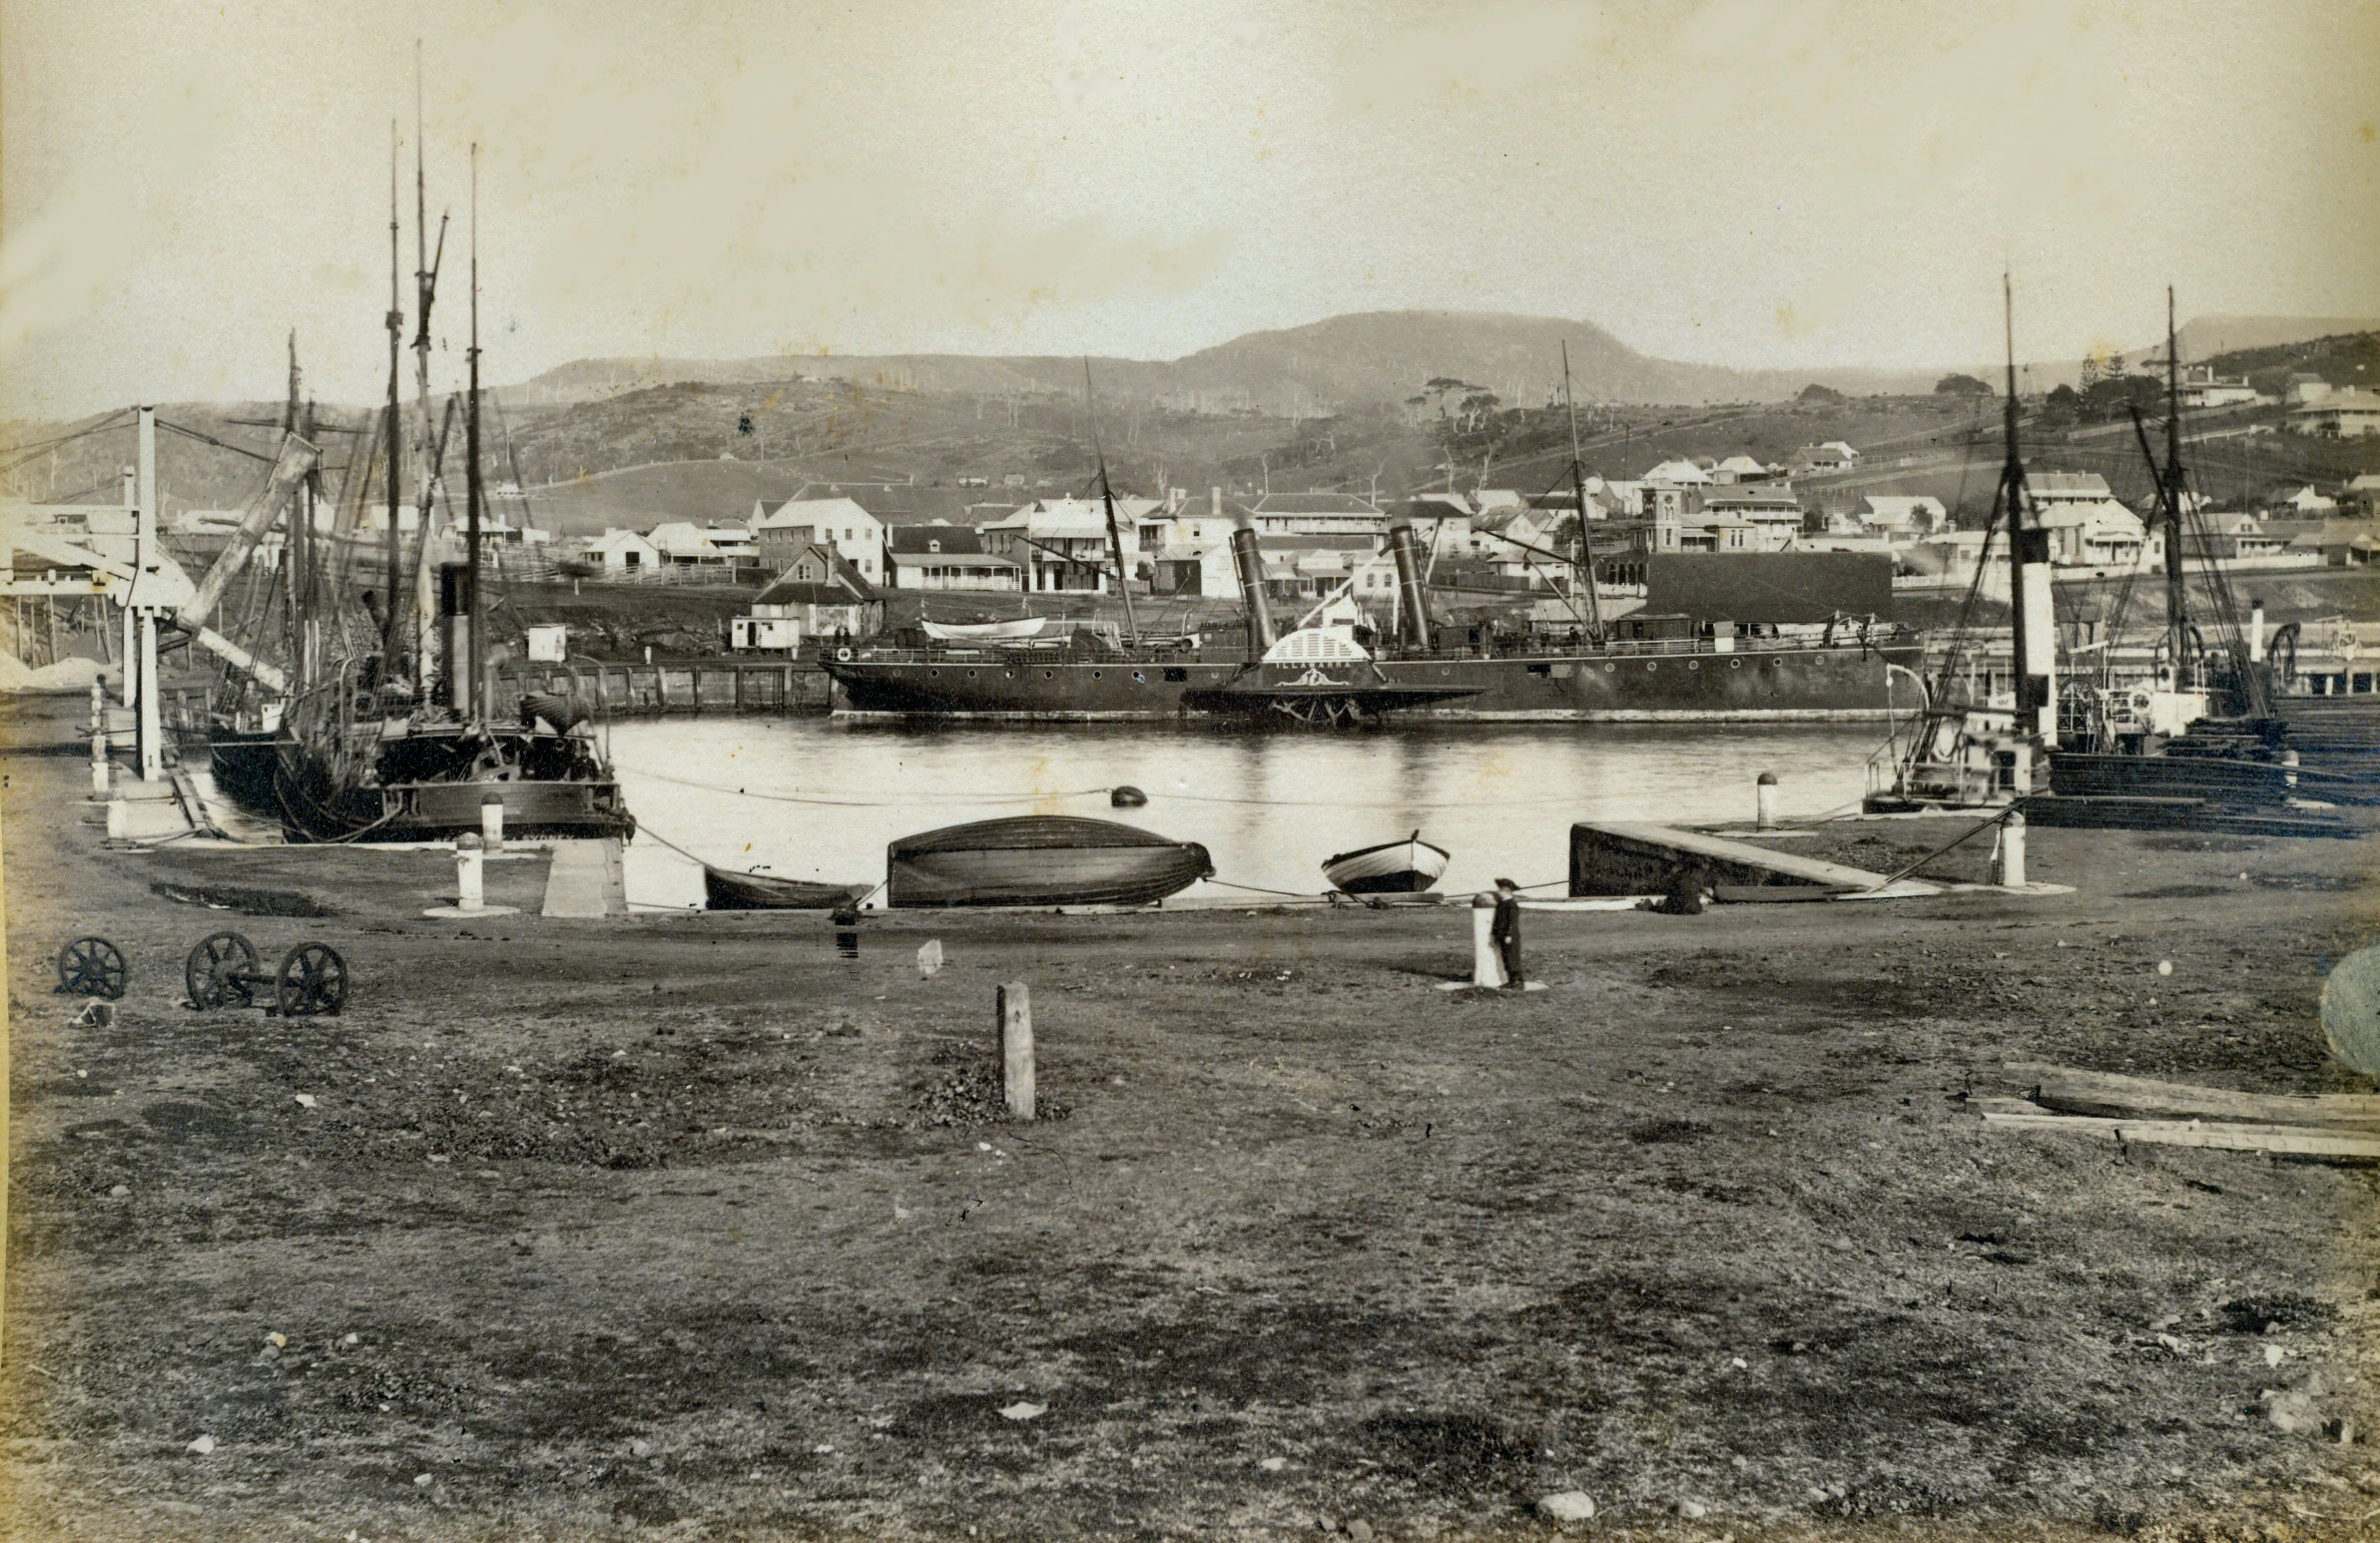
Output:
[
  {"xmin": 480, "ymin": 792, "xmax": 506, "ymax": 854},
  {"xmin": 1993, "ymin": 809, "xmax": 2027, "ymax": 889},
  {"xmin": 2280, "ymin": 749, "xmax": 2300, "ymax": 790},
  {"xmin": 105, "ymin": 795, "xmax": 127, "ymax": 841},
  {"xmin": 1755, "ymin": 771, "xmax": 1779, "ymax": 830},
  {"xmin": 89, "ymin": 678, "xmax": 104, "ymax": 734},
  {"xmin": 1471, "ymin": 892, "xmax": 1504, "ymax": 988},
  {"xmin": 90, "ymin": 731, "xmax": 109, "ymax": 796},
  {"xmin": 456, "ymin": 831, "xmax": 486, "ymax": 912},
  {"xmin": 999, "ymin": 981, "xmax": 1035, "ymax": 1121}
]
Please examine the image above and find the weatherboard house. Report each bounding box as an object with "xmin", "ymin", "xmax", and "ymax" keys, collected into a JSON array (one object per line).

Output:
[
  {"xmin": 884, "ymin": 524, "xmax": 1022, "ymax": 593},
  {"xmin": 582, "ymin": 528, "xmax": 661, "ymax": 574}
]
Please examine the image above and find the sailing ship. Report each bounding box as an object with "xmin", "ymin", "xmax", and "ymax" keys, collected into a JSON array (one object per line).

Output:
[
  {"xmin": 1867, "ymin": 281, "xmax": 2371, "ymax": 823},
  {"xmin": 826, "ymin": 356, "xmax": 1921, "ymax": 726},
  {"xmin": 202, "ymin": 122, "xmax": 632, "ymax": 842}
]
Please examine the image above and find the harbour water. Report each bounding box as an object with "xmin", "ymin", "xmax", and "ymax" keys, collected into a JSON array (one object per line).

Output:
[{"xmin": 604, "ymin": 718, "xmax": 1895, "ymax": 908}]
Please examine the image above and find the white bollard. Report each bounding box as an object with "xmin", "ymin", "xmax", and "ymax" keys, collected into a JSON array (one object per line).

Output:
[
  {"xmin": 90, "ymin": 679, "xmax": 105, "ymax": 733},
  {"xmin": 2281, "ymin": 749, "xmax": 2300, "ymax": 790},
  {"xmin": 105, "ymin": 797, "xmax": 127, "ymax": 841},
  {"xmin": 1755, "ymin": 771, "xmax": 1779, "ymax": 831},
  {"xmin": 1471, "ymin": 892, "xmax": 1506, "ymax": 988},
  {"xmin": 91, "ymin": 733, "xmax": 110, "ymax": 795},
  {"xmin": 455, "ymin": 832, "xmax": 486, "ymax": 912},
  {"xmin": 1993, "ymin": 810, "xmax": 2027, "ymax": 888},
  {"xmin": 480, "ymin": 793, "xmax": 506, "ymax": 853}
]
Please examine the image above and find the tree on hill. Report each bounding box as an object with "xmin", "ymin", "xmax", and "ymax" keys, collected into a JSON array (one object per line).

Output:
[
  {"xmin": 2039, "ymin": 383, "xmax": 2081, "ymax": 430},
  {"xmin": 1934, "ymin": 372, "xmax": 1992, "ymax": 396},
  {"xmin": 2078, "ymin": 374, "xmax": 2162, "ymax": 423},
  {"xmin": 1797, "ymin": 383, "xmax": 1847, "ymax": 406}
]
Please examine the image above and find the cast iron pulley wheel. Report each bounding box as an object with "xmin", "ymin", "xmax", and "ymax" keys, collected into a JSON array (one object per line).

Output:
[
  {"xmin": 186, "ymin": 931, "xmax": 261, "ymax": 1011},
  {"xmin": 57, "ymin": 936, "xmax": 128, "ymax": 1000},
  {"xmin": 276, "ymin": 943, "xmax": 348, "ymax": 1018}
]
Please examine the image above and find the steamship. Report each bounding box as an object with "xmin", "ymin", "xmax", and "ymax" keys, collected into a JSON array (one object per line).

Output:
[{"xmin": 825, "ymin": 521, "xmax": 1922, "ymax": 725}]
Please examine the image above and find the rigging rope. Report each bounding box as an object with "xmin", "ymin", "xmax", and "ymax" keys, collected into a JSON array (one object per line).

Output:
[{"xmin": 0, "ymin": 409, "xmax": 134, "ymax": 480}]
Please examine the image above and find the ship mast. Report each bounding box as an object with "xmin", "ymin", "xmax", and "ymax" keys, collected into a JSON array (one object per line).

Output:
[
  {"xmin": 383, "ymin": 122, "xmax": 404, "ymax": 660},
  {"xmin": 409, "ymin": 48, "xmax": 449, "ymax": 703},
  {"xmin": 2160, "ymin": 284, "xmax": 2189, "ymax": 684},
  {"xmin": 1560, "ymin": 340, "xmax": 1605, "ymax": 644},
  {"xmin": 465, "ymin": 142, "xmax": 485, "ymax": 723},
  {"xmin": 2002, "ymin": 273, "xmax": 2056, "ymax": 747},
  {"xmin": 1083, "ymin": 359, "xmax": 1138, "ymax": 645}
]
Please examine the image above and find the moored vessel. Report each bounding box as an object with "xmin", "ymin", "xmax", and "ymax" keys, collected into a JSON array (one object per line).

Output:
[
  {"xmin": 1322, "ymin": 830, "xmax": 1450, "ymax": 895},
  {"xmin": 887, "ymin": 815, "xmax": 1213, "ymax": 908}
]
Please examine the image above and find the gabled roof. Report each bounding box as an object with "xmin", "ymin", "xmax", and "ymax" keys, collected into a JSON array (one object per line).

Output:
[
  {"xmin": 2029, "ymin": 471, "xmax": 2113, "ymax": 499},
  {"xmin": 887, "ymin": 525, "xmax": 996, "ymax": 557},
  {"xmin": 1642, "ymin": 459, "xmax": 1712, "ymax": 484},
  {"xmin": 754, "ymin": 542, "xmax": 879, "ymax": 603},
  {"xmin": 1250, "ymin": 491, "xmax": 1382, "ymax": 515},
  {"xmin": 787, "ymin": 483, "xmax": 978, "ymax": 526}
]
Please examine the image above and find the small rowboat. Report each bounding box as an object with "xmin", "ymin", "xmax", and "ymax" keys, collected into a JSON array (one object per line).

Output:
[
  {"xmin": 703, "ymin": 865, "xmax": 871, "ymax": 911},
  {"xmin": 1322, "ymin": 829, "xmax": 1450, "ymax": 895},
  {"xmin": 889, "ymin": 815, "xmax": 1213, "ymax": 908}
]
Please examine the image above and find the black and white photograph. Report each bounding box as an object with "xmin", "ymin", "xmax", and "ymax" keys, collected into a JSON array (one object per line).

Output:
[{"xmin": 2, "ymin": 2, "xmax": 2377, "ymax": 1537}]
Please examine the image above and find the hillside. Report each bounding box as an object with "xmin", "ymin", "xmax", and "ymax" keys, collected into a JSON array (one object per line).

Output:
[
  {"xmin": 2176, "ymin": 314, "xmax": 2380, "ymax": 362},
  {"xmin": 503, "ymin": 309, "xmax": 1944, "ymax": 414},
  {"xmin": 2199, "ymin": 330, "xmax": 2380, "ymax": 392}
]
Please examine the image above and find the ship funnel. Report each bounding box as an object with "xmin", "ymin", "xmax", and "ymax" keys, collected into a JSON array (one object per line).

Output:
[
  {"xmin": 1229, "ymin": 524, "xmax": 1275, "ymax": 661},
  {"xmin": 1387, "ymin": 521, "xmax": 1432, "ymax": 650}
]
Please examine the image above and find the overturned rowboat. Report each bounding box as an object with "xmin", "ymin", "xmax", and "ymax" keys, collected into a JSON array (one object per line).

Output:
[
  {"xmin": 888, "ymin": 815, "xmax": 1213, "ymax": 908},
  {"xmin": 1322, "ymin": 830, "xmax": 1450, "ymax": 895},
  {"xmin": 702, "ymin": 865, "xmax": 871, "ymax": 911}
]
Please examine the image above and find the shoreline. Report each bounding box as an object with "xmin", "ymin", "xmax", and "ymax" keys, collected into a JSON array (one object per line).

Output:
[{"xmin": 5, "ymin": 689, "xmax": 2378, "ymax": 1539}]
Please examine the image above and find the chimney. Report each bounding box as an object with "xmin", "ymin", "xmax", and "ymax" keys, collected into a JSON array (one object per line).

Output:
[{"xmin": 1210, "ymin": 486, "xmax": 1222, "ymax": 521}]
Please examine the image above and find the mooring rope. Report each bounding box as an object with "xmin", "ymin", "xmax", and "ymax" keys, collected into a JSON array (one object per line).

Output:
[{"xmin": 616, "ymin": 763, "xmax": 1113, "ymax": 808}]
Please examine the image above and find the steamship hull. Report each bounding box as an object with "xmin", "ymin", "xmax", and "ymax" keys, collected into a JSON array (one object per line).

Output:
[{"xmin": 826, "ymin": 641, "xmax": 1922, "ymax": 722}]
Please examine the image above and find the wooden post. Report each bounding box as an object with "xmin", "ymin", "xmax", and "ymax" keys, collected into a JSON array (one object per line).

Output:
[{"xmin": 998, "ymin": 981, "xmax": 1034, "ymax": 1121}]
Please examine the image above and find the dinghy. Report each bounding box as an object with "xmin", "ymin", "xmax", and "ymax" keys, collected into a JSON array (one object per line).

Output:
[
  {"xmin": 888, "ymin": 815, "xmax": 1213, "ymax": 908},
  {"xmin": 1321, "ymin": 830, "xmax": 1450, "ymax": 895},
  {"xmin": 702, "ymin": 866, "xmax": 871, "ymax": 911}
]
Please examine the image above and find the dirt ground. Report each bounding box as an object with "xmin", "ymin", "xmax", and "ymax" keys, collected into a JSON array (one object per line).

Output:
[{"xmin": 4, "ymin": 692, "xmax": 2380, "ymax": 1542}]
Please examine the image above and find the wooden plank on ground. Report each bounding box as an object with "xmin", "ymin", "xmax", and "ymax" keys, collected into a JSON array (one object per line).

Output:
[
  {"xmin": 1979, "ymin": 1108, "xmax": 2380, "ymax": 1161},
  {"xmin": 2004, "ymin": 1061, "xmax": 2380, "ymax": 1128}
]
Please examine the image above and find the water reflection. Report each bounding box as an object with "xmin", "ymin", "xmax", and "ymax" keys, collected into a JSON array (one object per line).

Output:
[{"xmin": 607, "ymin": 719, "xmax": 1886, "ymax": 908}]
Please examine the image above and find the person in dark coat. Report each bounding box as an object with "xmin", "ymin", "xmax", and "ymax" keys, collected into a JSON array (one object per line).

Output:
[{"xmin": 1489, "ymin": 876, "xmax": 1523, "ymax": 988}]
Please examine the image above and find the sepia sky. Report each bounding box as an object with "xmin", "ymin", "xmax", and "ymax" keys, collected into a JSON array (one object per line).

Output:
[{"xmin": 2, "ymin": 0, "xmax": 2375, "ymax": 419}]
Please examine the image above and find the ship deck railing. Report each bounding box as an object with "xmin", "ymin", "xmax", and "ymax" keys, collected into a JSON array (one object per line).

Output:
[{"xmin": 844, "ymin": 628, "xmax": 1921, "ymax": 668}]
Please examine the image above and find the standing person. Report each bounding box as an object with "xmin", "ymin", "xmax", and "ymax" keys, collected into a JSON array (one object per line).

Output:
[{"xmin": 1490, "ymin": 876, "xmax": 1524, "ymax": 989}]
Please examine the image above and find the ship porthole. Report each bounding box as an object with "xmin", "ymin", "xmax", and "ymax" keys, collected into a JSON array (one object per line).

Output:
[
  {"xmin": 1043, "ymin": 670, "xmax": 1055, "ymax": 679},
  {"xmin": 928, "ymin": 669, "xmax": 940, "ymax": 679},
  {"xmin": 1646, "ymin": 662, "xmax": 1657, "ymax": 672},
  {"xmin": 966, "ymin": 670, "xmax": 977, "ymax": 678},
  {"xmin": 1688, "ymin": 661, "xmax": 1699, "ymax": 671},
  {"xmin": 1730, "ymin": 659, "xmax": 1741, "ymax": 669},
  {"xmin": 1092, "ymin": 671, "xmax": 1102, "ymax": 680},
  {"xmin": 1132, "ymin": 672, "xmax": 1145, "ymax": 684},
  {"xmin": 1605, "ymin": 663, "xmax": 1616, "ymax": 673}
]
